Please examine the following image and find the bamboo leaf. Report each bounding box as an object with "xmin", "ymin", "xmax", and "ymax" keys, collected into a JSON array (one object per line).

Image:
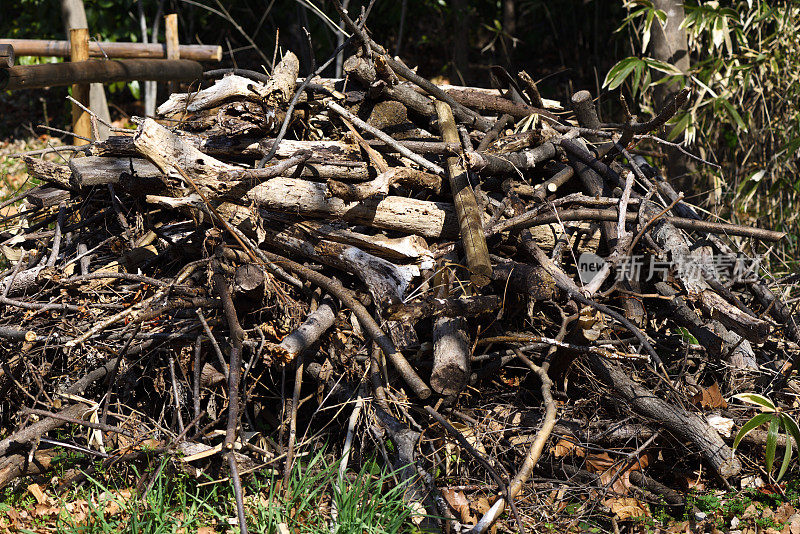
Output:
[
  {"xmin": 733, "ymin": 393, "xmax": 776, "ymax": 412},
  {"xmin": 603, "ymin": 58, "xmax": 642, "ymax": 90},
  {"xmin": 781, "ymin": 413, "xmax": 800, "ymax": 451},
  {"xmin": 733, "ymin": 412, "xmax": 774, "ymax": 449},
  {"xmin": 777, "ymin": 429, "xmax": 793, "ymax": 482},
  {"xmin": 719, "ymin": 98, "xmax": 748, "ymax": 132},
  {"xmin": 642, "ymin": 10, "xmax": 655, "ymax": 52},
  {"xmin": 766, "ymin": 415, "xmax": 779, "ymax": 473}
]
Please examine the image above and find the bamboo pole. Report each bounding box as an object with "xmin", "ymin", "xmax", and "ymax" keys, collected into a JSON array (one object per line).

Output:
[
  {"xmin": 165, "ymin": 14, "xmax": 179, "ymax": 94},
  {"xmin": 1, "ymin": 38, "xmax": 221, "ymax": 62},
  {"xmin": 69, "ymin": 28, "xmax": 91, "ymax": 145},
  {"xmin": 434, "ymin": 100, "xmax": 492, "ymax": 287}
]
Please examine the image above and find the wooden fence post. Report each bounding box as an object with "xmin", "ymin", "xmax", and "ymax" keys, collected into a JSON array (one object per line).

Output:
[
  {"xmin": 0, "ymin": 44, "xmax": 14, "ymax": 68},
  {"xmin": 165, "ymin": 14, "xmax": 179, "ymax": 94},
  {"xmin": 69, "ymin": 28, "xmax": 91, "ymax": 145}
]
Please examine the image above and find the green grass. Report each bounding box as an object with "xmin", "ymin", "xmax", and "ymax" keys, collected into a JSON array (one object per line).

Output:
[
  {"xmin": 249, "ymin": 450, "xmax": 418, "ymax": 534},
  {"xmin": 10, "ymin": 448, "xmax": 419, "ymax": 533}
]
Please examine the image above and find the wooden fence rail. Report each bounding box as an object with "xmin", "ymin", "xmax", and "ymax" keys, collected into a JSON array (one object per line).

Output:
[
  {"xmin": 1, "ymin": 59, "xmax": 203, "ymax": 91},
  {"xmin": 0, "ymin": 38, "xmax": 221, "ymax": 62}
]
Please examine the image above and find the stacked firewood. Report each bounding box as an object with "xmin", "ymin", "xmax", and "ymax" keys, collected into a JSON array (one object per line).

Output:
[{"xmin": 1, "ymin": 21, "xmax": 798, "ymax": 532}]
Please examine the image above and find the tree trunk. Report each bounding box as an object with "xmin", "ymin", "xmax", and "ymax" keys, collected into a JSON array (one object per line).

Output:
[
  {"xmin": 649, "ymin": 0, "xmax": 694, "ymax": 194},
  {"xmin": 502, "ymin": 0, "xmax": 516, "ymax": 66},
  {"xmin": 60, "ymin": 0, "xmax": 110, "ymax": 140},
  {"xmin": 451, "ymin": 0, "xmax": 470, "ymax": 85}
]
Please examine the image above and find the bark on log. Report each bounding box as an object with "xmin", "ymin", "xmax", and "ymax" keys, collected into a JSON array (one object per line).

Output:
[
  {"xmin": 386, "ymin": 295, "xmax": 502, "ymax": 322},
  {"xmin": 262, "ymin": 227, "xmax": 420, "ymax": 349},
  {"xmin": 242, "ymin": 177, "xmax": 460, "ymax": 239},
  {"xmin": 23, "ymin": 156, "xmax": 74, "ymax": 190},
  {"xmin": 436, "ymin": 100, "xmax": 492, "ymax": 286},
  {"xmin": 640, "ymin": 200, "xmax": 770, "ymax": 343},
  {"xmin": 295, "ymin": 220, "xmax": 432, "ymax": 262},
  {"xmin": 327, "ymin": 167, "xmax": 441, "ymax": 201},
  {"xmin": 465, "ymin": 143, "xmax": 557, "ymax": 174},
  {"xmin": 267, "ymin": 297, "xmax": 338, "ymax": 364},
  {"xmin": 344, "ymin": 55, "xmax": 436, "ymax": 119},
  {"xmin": 444, "ymin": 87, "xmax": 558, "ymax": 120},
  {"xmin": 570, "ymin": 91, "xmax": 602, "ymax": 142},
  {"xmin": 70, "ymin": 156, "xmax": 162, "ymax": 187},
  {"xmin": 432, "ymin": 316, "xmax": 470, "ymax": 396},
  {"xmin": 586, "ymin": 352, "xmax": 741, "ymax": 479},
  {"xmin": 430, "ymin": 258, "xmax": 471, "ymax": 396}
]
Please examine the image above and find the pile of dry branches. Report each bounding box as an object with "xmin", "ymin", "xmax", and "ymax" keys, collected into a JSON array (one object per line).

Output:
[{"xmin": 1, "ymin": 14, "xmax": 799, "ymax": 533}]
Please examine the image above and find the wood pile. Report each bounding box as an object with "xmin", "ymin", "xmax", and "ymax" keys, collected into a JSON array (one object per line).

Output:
[{"xmin": 1, "ymin": 21, "xmax": 799, "ymax": 533}]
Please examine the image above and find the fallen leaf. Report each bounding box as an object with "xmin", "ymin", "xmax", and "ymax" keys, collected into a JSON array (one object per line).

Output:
[
  {"xmin": 26, "ymin": 483, "xmax": 49, "ymax": 505},
  {"xmin": 783, "ymin": 513, "xmax": 800, "ymax": 534},
  {"xmin": 758, "ymin": 483, "xmax": 785, "ymax": 495},
  {"xmin": 691, "ymin": 382, "xmax": 728, "ymax": 409},
  {"xmin": 603, "ymin": 496, "xmax": 649, "ymax": 520},
  {"xmin": 551, "ymin": 438, "xmax": 585, "ymax": 458},
  {"xmin": 585, "ymin": 452, "xmax": 615, "ymax": 473},
  {"xmin": 441, "ymin": 489, "xmax": 474, "ymax": 524}
]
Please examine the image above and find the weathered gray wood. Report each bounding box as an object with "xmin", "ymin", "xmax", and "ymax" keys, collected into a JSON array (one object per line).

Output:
[
  {"xmin": 431, "ymin": 316, "xmax": 470, "ymax": 396},
  {"xmin": 268, "ymin": 299, "xmax": 338, "ymax": 363},
  {"xmin": 70, "ymin": 156, "xmax": 162, "ymax": 187},
  {"xmin": 158, "ymin": 52, "xmax": 298, "ymax": 116},
  {"xmin": 327, "ymin": 167, "xmax": 441, "ymax": 201},
  {"xmin": 295, "ymin": 221, "xmax": 432, "ymax": 262},
  {"xmin": 262, "ymin": 227, "xmax": 420, "ymax": 349},
  {"xmin": 23, "ymin": 157, "xmax": 74, "ymax": 190},
  {"xmin": 244, "ymin": 177, "xmax": 460, "ymax": 240},
  {"xmin": 26, "ymin": 186, "xmax": 71, "ymax": 208}
]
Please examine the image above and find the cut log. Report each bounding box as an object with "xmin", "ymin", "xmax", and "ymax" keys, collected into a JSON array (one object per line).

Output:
[
  {"xmin": 157, "ymin": 74, "xmax": 275, "ymax": 116},
  {"xmin": 262, "ymin": 226, "xmax": 420, "ymax": 349},
  {"xmin": 70, "ymin": 156, "xmax": 162, "ymax": 187},
  {"xmin": 267, "ymin": 297, "xmax": 338, "ymax": 364},
  {"xmin": 293, "ymin": 220, "xmax": 433, "ymax": 262},
  {"xmin": 23, "ymin": 156, "xmax": 74, "ymax": 190},
  {"xmin": 243, "ymin": 177, "xmax": 460, "ymax": 240},
  {"xmin": 26, "ymin": 186, "xmax": 71, "ymax": 208},
  {"xmin": 430, "ymin": 257, "xmax": 471, "ymax": 396},
  {"xmin": 327, "ymin": 167, "xmax": 441, "ymax": 201}
]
